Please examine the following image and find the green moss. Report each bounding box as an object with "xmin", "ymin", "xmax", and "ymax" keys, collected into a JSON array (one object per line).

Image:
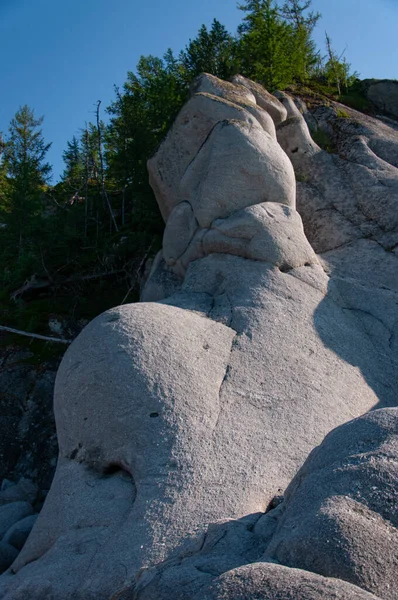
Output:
[
  {"xmin": 295, "ymin": 172, "xmax": 308, "ymax": 183},
  {"xmin": 310, "ymin": 128, "xmax": 336, "ymax": 154},
  {"xmin": 336, "ymin": 108, "xmax": 350, "ymax": 118}
]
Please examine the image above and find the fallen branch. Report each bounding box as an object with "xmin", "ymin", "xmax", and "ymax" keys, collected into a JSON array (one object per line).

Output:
[
  {"xmin": 11, "ymin": 269, "xmax": 126, "ymax": 300},
  {"xmin": 121, "ymin": 240, "xmax": 154, "ymax": 304},
  {"xmin": 0, "ymin": 325, "xmax": 72, "ymax": 344}
]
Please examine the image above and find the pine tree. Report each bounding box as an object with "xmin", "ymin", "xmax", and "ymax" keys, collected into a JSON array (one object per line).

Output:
[
  {"xmin": 2, "ymin": 106, "xmax": 51, "ymax": 251},
  {"xmin": 237, "ymin": 0, "xmax": 295, "ymax": 90},
  {"xmin": 62, "ymin": 135, "xmax": 84, "ymax": 190},
  {"xmin": 180, "ymin": 19, "xmax": 238, "ymax": 80},
  {"xmin": 280, "ymin": 0, "xmax": 320, "ymax": 82}
]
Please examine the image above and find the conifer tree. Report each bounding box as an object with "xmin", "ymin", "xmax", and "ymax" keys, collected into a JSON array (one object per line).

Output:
[
  {"xmin": 237, "ymin": 0, "xmax": 294, "ymax": 90},
  {"xmin": 180, "ymin": 19, "xmax": 238, "ymax": 80},
  {"xmin": 62, "ymin": 135, "xmax": 84, "ymax": 189},
  {"xmin": 280, "ymin": 0, "xmax": 320, "ymax": 82},
  {"xmin": 2, "ymin": 106, "xmax": 51, "ymax": 251}
]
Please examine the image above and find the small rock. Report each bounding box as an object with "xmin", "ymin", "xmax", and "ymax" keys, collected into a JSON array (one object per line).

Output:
[
  {"xmin": 0, "ymin": 478, "xmax": 38, "ymax": 506},
  {"xmin": 2, "ymin": 514, "xmax": 38, "ymax": 550},
  {"xmin": 0, "ymin": 480, "xmax": 14, "ymax": 492},
  {"xmin": 0, "ymin": 502, "xmax": 34, "ymax": 538},
  {"xmin": 0, "ymin": 541, "xmax": 18, "ymax": 574}
]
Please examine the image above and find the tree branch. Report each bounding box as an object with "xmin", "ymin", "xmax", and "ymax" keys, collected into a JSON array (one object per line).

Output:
[{"xmin": 0, "ymin": 325, "xmax": 71, "ymax": 344}]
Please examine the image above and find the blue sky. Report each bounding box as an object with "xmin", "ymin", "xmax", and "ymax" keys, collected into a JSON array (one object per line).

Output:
[{"xmin": 1, "ymin": 0, "xmax": 397, "ymax": 181}]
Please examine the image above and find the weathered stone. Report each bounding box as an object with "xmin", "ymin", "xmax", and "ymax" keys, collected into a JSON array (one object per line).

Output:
[
  {"xmin": 0, "ymin": 543, "xmax": 18, "ymax": 575},
  {"xmin": 2, "ymin": 514, "xmax": 38, "ymax": 550},
  {"xmin": 274, "ymin": 90, "xmax": 302, "ymax": 118},
  {"xmin": 148, "ymin": 91, "xmax": 271, "ymax": 221},
  {"xmin": 0, "ymin": 479, "xmax": 38, "ymax": 507},
  {"xmin": 194, "ymin": 563, "xmax": 381, "ymax": 600},
  {"xmin": 232, "ymin": 75, "xmax": 287, "ymax": 125},
  {"xmin": 0, "ymin": 502, "xmax": 34, "ymax": 538},
  {"xmin": 162, "ymin": 201, "xmax": 198, "ymax": 266},
  {"xmin": 191, "ymin": 72, "xmax": 256, "ymax": 105},
  {"xmin": 276, "ymin": 116, "xmax": 320, "ymax": 165},
  {"xmin": 267, "ymin": 408, "xmax": 398, "ymax": 599},
  {"xmin": 5, "ymin": 304, "xmax": 236, "ymax": 598},
  {"xmin": 364, "ymin": 79, "xmax": 398, "ymax": 118},
  {"xmin": 180, "ymin": 119, "xmax": 296, "ymax": 227},
  {"xmin": 140, "ymin": 251, "xmax": 183, "ymax": 302},
  {"xmin": 3, "ymin": 74, "xmax": 398, "ymax": 600},
  {"xmin": 203, "ymin": 202, "xmax": 318, "ymax": 269}
]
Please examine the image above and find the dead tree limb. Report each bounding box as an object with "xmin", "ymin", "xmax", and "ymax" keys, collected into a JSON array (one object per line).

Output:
[
  {"xmin": 96, "ymin": 100, "xmax": 119, "ymax": 232},
  {"xmin": 0, "ymin": 326, "xmax": 71, "ymax": 344},
  {"xmin": 121, "ymin": 240, "xmax": 154, "ymax": 304}
]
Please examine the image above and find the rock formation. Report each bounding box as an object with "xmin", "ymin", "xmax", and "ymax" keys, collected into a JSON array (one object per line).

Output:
[{"xmin": 1, "ymin": 73, "xmax": 397, "ymax": 599}]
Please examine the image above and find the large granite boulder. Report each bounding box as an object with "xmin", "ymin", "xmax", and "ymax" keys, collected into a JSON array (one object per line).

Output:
[
  {"xmin": 266, "ymin": 408, "xmax": 398, "ymax": 599},
  {"xmin": 1, "ymin": 74, "xmax": 398, "ymax": 600},
  {"xmin": 194, "ymin": 563, "xmax": 382, "ymax": 600}
]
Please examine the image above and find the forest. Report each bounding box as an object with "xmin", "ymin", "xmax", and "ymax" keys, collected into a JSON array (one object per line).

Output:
[{"xmin": 0, "ymin": 0, "xmax": 362, "ymax": 343}]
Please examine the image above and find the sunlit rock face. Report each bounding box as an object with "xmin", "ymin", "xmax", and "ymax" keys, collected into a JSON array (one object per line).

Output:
[{"xmin": 1, "ymin": 73, "xmax": 398, "ymax": 600}]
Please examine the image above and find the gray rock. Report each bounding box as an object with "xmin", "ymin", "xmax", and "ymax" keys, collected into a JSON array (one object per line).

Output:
[
  {"xmin": 140, "ymin": 251, "xmax": 183, "ymax": 302},
  {"xmin": 232, "ymin": 75, "xmax": 287, "ymax": 125},
  {"xmin": 276, "ymin": 115, "xmax": 320, "ymax": 165},
  {"xmin": 0, "ymin": 481, "xmax": 14, "ymax": 492},
  {"xmin": 0, "ymin": 542, "xmax": 18, "ymax": 575},
  {"xmin": 148, "ymin": 91, "xmax": 272, "ymax": 222},
  {"xmin": 194, "ymin": 563, "xmax": 381, "ymax": 600},
  {"xmin": 267, "ymin": 408, "xmax": 398, "ymax": 599},
  {"xmin": 364, "ymin": 79, "xmax": 398, "ymax": 119},
  {"xmin": 163, "ymin": 201, "xmax": 198, "ymax": 266},
  {"xmin": 0, "ymin": 479, "xmax": 38, "ymax": 506},
  {"xmin": 203, "ymin": 202, "xmax": 318, "ymax": 269},
  {"xmin": 5, "ymin": 304, "xmax": 236, "ymax": 598},
  {"xmin": 2, "ymin": 514, "xmax": 38, "ymax": 551},
  {"xmin": 274, "ymin": 90, "xmax": 302, "ymax": 118},
  {"xmin": 180, "ymin": 119, "xmax": 296, "ymax": 227},
  {"xmin": 191, "ymin": 72, "xmax": 256, "ymax": 105},
  {"xmin": 3, "ymin": 75, "xmax": 398, "ymax": 600},
  {"xmin": 0, "ymin": 502, "xmax": 34, "ymax": 538}
]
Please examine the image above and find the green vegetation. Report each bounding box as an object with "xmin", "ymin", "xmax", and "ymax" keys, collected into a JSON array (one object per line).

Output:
[
  {"xmin": 310, "ymin": 128, "xmax": 336, "ymax": 153},
  {"xmin": 336, "ymin": 108, "xmax": 350, "ymax": 118},
  {"xmin": 0, "ymin": 0, "xmax": 364, "ymax": 340}
]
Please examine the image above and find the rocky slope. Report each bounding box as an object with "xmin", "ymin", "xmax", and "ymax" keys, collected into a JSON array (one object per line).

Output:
[{"xmin": 0, "ymin": 74, "xmax": 397, "ymax": 599}]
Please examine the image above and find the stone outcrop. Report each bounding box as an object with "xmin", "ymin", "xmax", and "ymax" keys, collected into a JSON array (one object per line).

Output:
[
  {"xmin": 266, "ymin": 409, "xmax": 398, "ymax": 599},
  {"xmin": 363, "ymin": 78, "xmax": 398, "ymax": 119},
  {"xmin": 1, "ymin": 73, "xmax": 398, "ymax": 599}
]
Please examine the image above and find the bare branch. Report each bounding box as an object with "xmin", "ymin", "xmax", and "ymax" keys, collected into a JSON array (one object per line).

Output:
[
  {"xmin": 0, "ymin": 325, "xmax": 71, "ymax": 344},
  {"xmin": 96, "ymin": 101, "xmax": 119, "ymax": 233}
]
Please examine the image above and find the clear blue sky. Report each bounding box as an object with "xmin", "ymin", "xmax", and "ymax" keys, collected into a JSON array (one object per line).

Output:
[{"xmin": 1, "ymin": 0, "xmax": 397, "ymax": 181}]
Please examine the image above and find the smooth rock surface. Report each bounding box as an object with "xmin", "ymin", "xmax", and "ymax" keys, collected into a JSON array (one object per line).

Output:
[
  {"xmin": 232, "ymin": 75, "xmax": 287, "ymax": 124},
  {"xmin": 2, "ymin": 515, "xmax": 38, "ymax": 551},
  {"xmin": 140, "ymin": 251, "xmax": 183, "ymax": 302},
  {"xmin": 0, "ymin": 502, "xmax": 34, "ymax": 538},
  {"xmin": 148, "ymin": 91, "xmax": 273, "ymax": 222},
  {"xmin": 194, "ymin": 563, "xmax": 382, "ymax": 600},
  {"xmin": 0, "ymin": 543, "xmax": 18, "ymax": 575},
  {"xmin": 267, "ymin": 408, "xmax": 398, "ymax": 599},
  {"xmin": 365, "ymin": 79, "xmax": 398, "ymax": 118},
  {"xmin": 0, "ymin": 479, "xmax": 38, "ymax": 507},
  {"xmin": 2, "ymin": 74, "xmax": 398, "ymax": 600},
  {"xmin": 180, "ymin": 119, "xmax": 296, "ymax": 227}
]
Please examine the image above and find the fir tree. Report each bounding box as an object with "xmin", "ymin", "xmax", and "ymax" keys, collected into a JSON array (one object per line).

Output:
[
  {"xmin": 2, "ymin": 106, "xmax": 51, "ymax": 251},
  {"xmin": 237, "ymin": 0, "xmax": 295, "ymax": 90},
  {"xmin": 280, "ymin": 0, "xmax": 320, "ymax": 82},
  {"xmin": 180, "ymin": 19, "xmax": 238, "ymax": 80}
]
